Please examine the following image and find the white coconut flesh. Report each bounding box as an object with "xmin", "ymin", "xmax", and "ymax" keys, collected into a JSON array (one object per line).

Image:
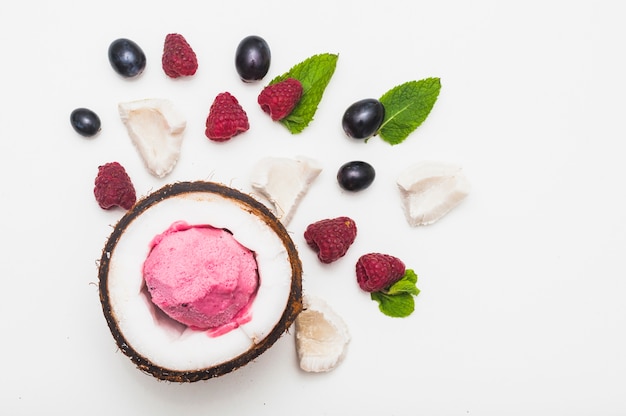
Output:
[
  {"xmin": 250, "ymin": 156, "xmax": 322, "ymax": 226},
  {"xmin": 118, "ymin": 98, "xmax": 186, "ymax": 179},
  {"xmin": 99, "ymin": 182, "xmax": 301, "ymax": 381},
  {"xmin": 397, "ymin": 161, "xmax": 470, "ymax": 226},
  {"xmin": 295, "ymin": 296, "xmax": 350, "ymax": 373}
]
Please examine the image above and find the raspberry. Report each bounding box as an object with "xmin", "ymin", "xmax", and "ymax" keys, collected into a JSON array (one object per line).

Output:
[
  {"xmin": 205, "ymin": 92, "xmax": 250, "ymax": 141},
  {"xmin": 162, "ymin": 33, "xmax": 198, "ymax": 78},
  {"xmin": 356, "ymin": 253, "xmax": 406, "ymax": 292},
  {"xmin": 94, "ymin": 162, "xmax": 136, "ymax": 210},
  {"xmin": 304, "ymin": 217, "xmax": 357, "ymax": 264},
  {"xmin": 258, "ymin": 78, "xmax": 303, "ymax": 121}
]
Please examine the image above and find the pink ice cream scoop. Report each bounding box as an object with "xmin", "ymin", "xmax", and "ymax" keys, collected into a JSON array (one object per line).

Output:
[{"xmin": 143, "ymin": 221, "xmax": 259, "ymax": 331}]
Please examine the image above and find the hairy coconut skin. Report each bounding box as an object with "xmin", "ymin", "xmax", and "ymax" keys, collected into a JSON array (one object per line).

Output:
[{"xmin": 98, "ymin": 181, "xmax": 303, "ymax": 383}]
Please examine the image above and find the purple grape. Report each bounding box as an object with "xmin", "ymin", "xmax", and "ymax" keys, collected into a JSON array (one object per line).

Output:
[{"xmin": 337, "ymin": 161, "xmax": 376, "ymax": 191}]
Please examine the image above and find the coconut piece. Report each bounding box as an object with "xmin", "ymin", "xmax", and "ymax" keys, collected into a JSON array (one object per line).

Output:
[
  {"xmin": 118, "ymin": 98, "xmax": 186, "ymax": 178},
  {"xmin": 295, "ymin": 296, "xmax": 350, "ymax": 373},
  {"xmin": 397, "ymin": 161, "xmax": 470, "ymax": 226},
  {"xmin": 250, "ymin": 156, "xmax": 322, "ymax": 226},
  {"xmin": 98, "ymin": 181, "xmax": 302, "ymax": 382}
]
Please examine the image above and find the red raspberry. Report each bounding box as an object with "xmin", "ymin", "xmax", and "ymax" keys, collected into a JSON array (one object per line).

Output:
[
  {"xmin": 94, "ymin": 162, "xmax": 136, "ymax": 210},
  {"xmin": 304, "ymin": 217, "xmax": 357, "ymax": 264},
  {"xmin": 162, "ymin": 33, "xmax": 198, "ymax": 78},
  {"xmin": 356, "ymin": 253, "xmax": 406, "ymax": 292},
  {"xmin": 258, "ymin": 78, "xmax": 303, "ymax": 121},
  {"xmin": 205, "ymin": 92, "xmax": 250, "ymax": 141}
]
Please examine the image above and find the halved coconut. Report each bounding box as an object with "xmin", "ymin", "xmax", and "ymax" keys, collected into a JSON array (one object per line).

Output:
[{"xmin": 98, "ymin": 181, "xmax": 302, "ymax": 382}]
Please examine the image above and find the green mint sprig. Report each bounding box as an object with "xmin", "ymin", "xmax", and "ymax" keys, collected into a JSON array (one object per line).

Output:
[
  {"xmin": 370, "ymin": 269, "xmax": 420, "ymax": 318},
  {"xmin": 377, "ymin": 77, "xmax": 441, "ymax": 145},
  {"xmin": 268, "ymin": 53, "xmax": 338, "ymax": 134}
]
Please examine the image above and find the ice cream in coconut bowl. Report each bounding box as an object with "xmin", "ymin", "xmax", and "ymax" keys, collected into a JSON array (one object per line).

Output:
[{"xmin": 98, "ymin": 181, "xmax": 302, "ymax": 382}]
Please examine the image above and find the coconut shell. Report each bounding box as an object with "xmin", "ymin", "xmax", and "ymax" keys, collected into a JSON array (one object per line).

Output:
[{"xmin": 98, "ymin": 181, "xmax": 303, "ymax": 382}]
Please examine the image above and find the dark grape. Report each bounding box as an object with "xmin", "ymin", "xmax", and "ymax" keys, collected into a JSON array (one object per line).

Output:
[
  {"xmin": 108, "ymin": 38, "xmax": 146, "ymax": 78},
  {"xmin": 70, "ymin": 108, "xmax": 101, "ymax": 137},
  {"xmin": 342, "ymin": 98, "xmax": 385, "ymax": 139},
  {"xmin": 337, "ymin": 161, "xmax": 376, "ymax": 192},
  {"xmin": 235, "ymin": 35, "xmax": 271, "ymax": 82}
]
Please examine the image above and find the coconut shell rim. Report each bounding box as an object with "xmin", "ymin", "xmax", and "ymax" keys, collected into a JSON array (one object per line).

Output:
[{"xmin": 98, "ymin": 181, "xmax": 303, "ymax": 383}]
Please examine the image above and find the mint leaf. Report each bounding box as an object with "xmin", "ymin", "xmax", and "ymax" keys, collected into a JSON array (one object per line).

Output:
[
  {"xmin": 371, "ymin": 292, "xmax": 415, "ymax": 318},
  {"xmin": 378, "ymin": 77, "xmax": 441, "ymax": 145},
  {"xmin": 387, "ymin": 270, "xmax": 420, "ymax": 296},
  {"xmin": 387, "ymin": 279, "xmax": 420, "ymax": 296},
  {"xmin": 269, "ymin": 53, "xmax": 338, "ymax": 134},
  {"xmin": 404, "ymin": 269, "xmax": 418, "ymax": 284},
  {"xmin": 371, "ymin": 269, "xmax": 420, "ymax": 317}
]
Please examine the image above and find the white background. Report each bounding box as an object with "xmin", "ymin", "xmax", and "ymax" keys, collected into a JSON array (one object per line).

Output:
[{"xmin": 1, "ymin": 1, "xmax": 625, "ymax": 414}]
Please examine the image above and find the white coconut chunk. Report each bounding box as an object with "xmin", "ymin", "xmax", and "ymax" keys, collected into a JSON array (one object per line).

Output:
[
  {"xmin": 250, "ymin": 156, "xmax": 322, "ymax": 226},
  {"xmin": 397, "ymin": 161, "xmax": 470, "ymax": 226},
  {"xmin": 119, "ymin": 98, "xmax": 186, "ymax": 178},
  {"xmin": 295, "ymin": 296, "xmax": 350, "ymax": 373},
  {"xmin": 107, "ymin": 187, "xmax": 294, "ymax": 373}
]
